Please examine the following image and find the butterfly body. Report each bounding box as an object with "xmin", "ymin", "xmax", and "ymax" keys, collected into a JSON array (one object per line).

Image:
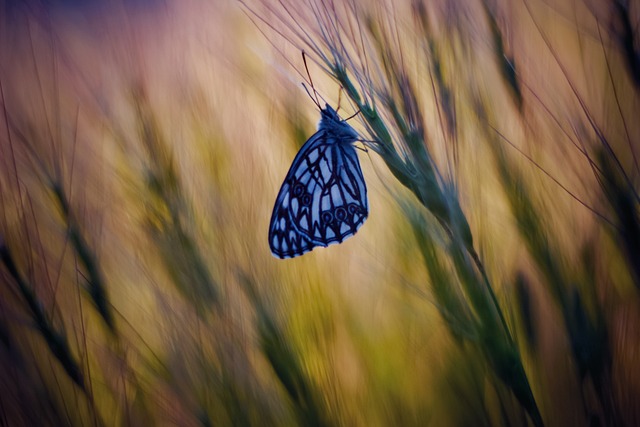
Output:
[{"xmin": 269, "ymin": 104, "xmax": 368, "ymax": 258}]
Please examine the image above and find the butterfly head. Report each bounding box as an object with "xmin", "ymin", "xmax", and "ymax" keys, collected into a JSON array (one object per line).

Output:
[{"xmin": 319, "ymin": 104, "xmax": 359, "ymax": 142}]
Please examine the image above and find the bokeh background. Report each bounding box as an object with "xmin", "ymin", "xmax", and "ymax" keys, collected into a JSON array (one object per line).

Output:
[{"xmin": 1, "ymin": 0, "xmax": 639, "ymax": 425}]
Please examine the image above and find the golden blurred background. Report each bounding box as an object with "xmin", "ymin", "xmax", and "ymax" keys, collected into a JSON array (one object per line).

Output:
[{"xmin": 0, "ymin": 0, "xmax": 638, "ymax": 425}]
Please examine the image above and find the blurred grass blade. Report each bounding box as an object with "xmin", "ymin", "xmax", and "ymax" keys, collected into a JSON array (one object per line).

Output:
[
  {"xmin": 0, "ymin": 241, "xmax": 85, "ymax": 391},
  {"xmin": 50, "ymin": 181, "xmax": 116, "ymax": 333}
]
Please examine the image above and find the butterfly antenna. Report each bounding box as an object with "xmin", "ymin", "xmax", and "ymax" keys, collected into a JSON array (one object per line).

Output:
[
  {"xmin": 302, "ymin": 83, "xmax": 320, "ymax": 110},
  {"xmin": 344, "ymin": 109, "xmax": 361, "ymax": 122},
  {"xmin": 302, "ymin": 51, "xmax": 322, "ymax": 109}
]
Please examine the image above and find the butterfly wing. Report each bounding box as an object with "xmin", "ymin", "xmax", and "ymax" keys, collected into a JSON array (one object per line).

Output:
[{"xmin": 269, "ymin": 130, "xmax": 368, "ymax": 258}]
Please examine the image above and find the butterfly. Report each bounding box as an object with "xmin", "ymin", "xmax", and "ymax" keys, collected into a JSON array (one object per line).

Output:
[{"xmin": 268, "ymin": 104, "xmax": 368, "ymax": 258}]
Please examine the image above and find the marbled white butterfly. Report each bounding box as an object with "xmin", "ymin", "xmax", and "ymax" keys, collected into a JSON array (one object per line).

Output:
[{"xmin": 268, "ymin": 103, "xmax": 368, "ymax": 258}]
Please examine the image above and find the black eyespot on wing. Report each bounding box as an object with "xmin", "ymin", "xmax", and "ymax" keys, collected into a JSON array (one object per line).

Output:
[
  {"xmin": 293, "ymin": 183, "xmax": 305, "ymax": 197},
  {"xmin": 321, "ymin": 211, "xmax": 334, "ymax": 223}
]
